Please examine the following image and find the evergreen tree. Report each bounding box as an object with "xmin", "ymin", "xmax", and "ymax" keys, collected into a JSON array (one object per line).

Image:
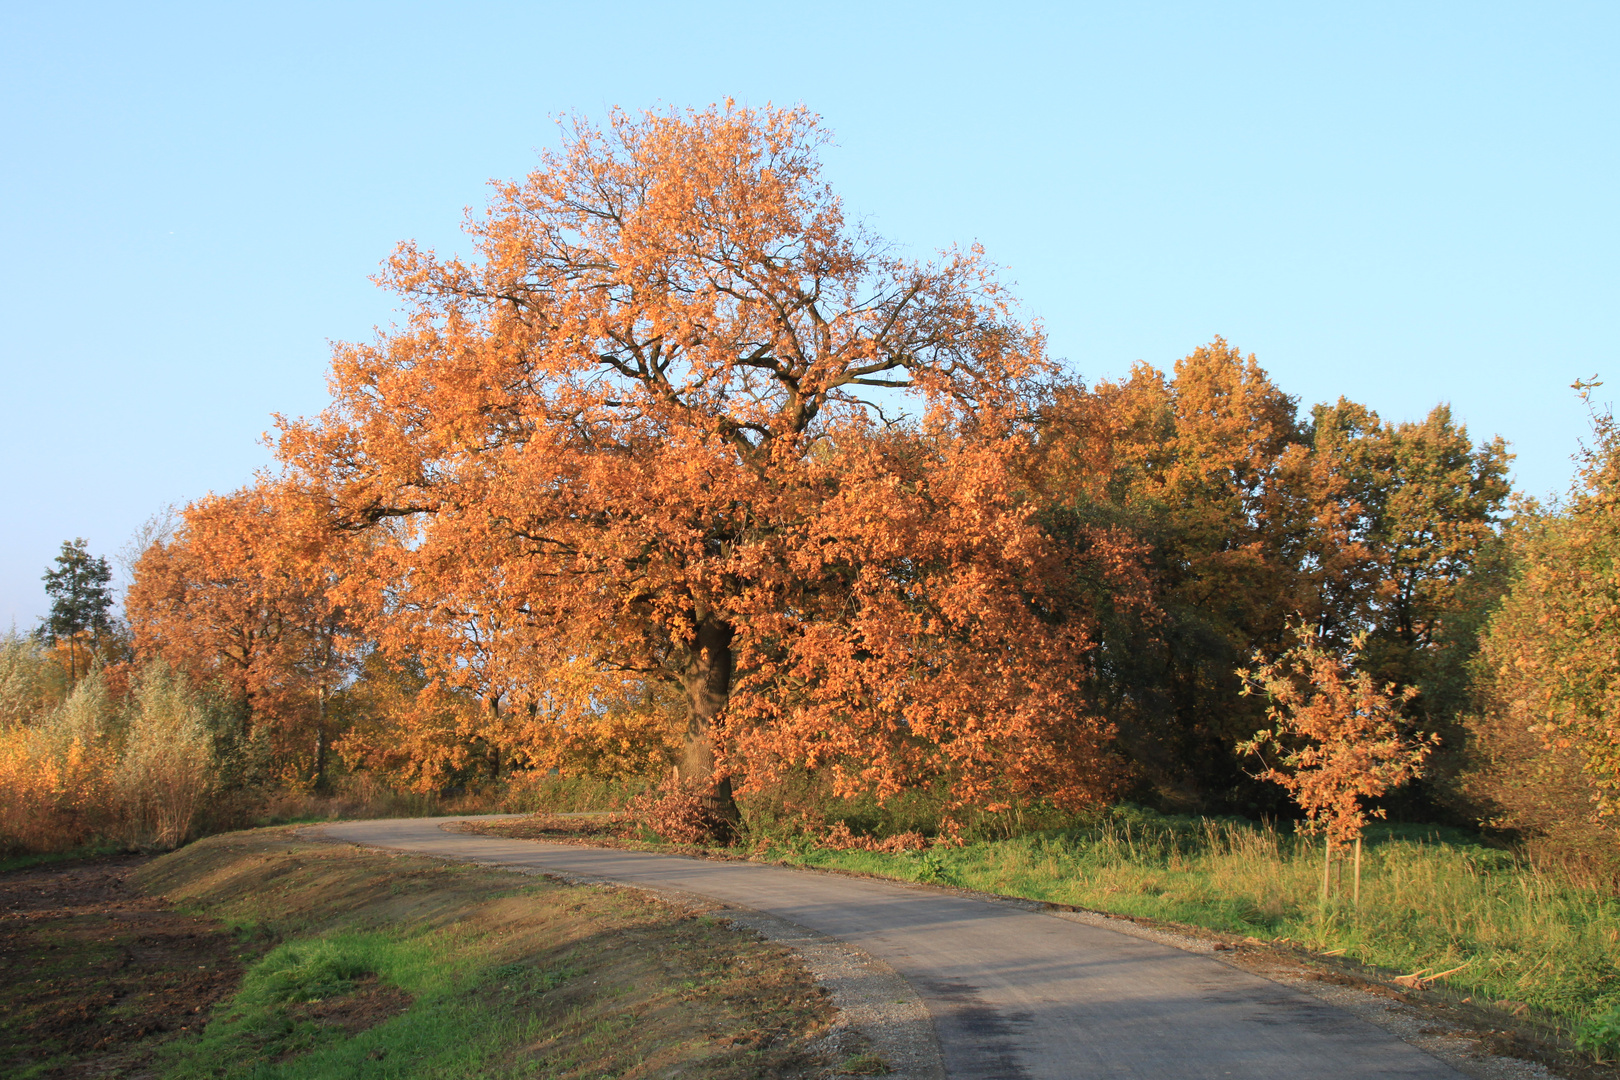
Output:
[{"xmin": 38, "ymin": 538, "xmax": 114, "ymax": 681}]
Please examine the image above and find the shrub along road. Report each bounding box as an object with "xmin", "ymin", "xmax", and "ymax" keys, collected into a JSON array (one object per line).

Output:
[{"xmin": 323, "ymin": 817, "xmax": 1473, "ymax": 1080}]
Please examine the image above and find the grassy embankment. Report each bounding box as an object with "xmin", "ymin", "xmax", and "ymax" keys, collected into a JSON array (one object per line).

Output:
[
  {"xmin": 756, "ymin": 809, "xmax": 1620, "ymax": 1051},
  {"xmin": 6, "ymin": 829, "xmax": 842, "ymax": 1080}
]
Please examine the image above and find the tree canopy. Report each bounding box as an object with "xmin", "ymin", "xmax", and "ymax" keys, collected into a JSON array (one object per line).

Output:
[
  {"xmin": 274, "ymin": 102, "xmax": 1141, "ymax": 827},
  {"xmin": 1466, "ymin": 383, "xmax": 1620, "ymax": 843}
]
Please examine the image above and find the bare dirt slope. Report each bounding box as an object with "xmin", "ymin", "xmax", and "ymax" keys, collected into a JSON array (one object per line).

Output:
[{"xmin": 0, "ymin": 855, "xmax": 260, "ymax": 1078}]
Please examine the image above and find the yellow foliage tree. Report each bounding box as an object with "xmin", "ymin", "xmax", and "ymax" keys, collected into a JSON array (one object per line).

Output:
[{"xmin": 1466, "ymin": 382, "xmax": 1620, "ymax": 860}]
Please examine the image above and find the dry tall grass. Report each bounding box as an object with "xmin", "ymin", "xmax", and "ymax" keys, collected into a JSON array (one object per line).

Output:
[
  {"xmin": 1, "ymin": 629, "xmax": 653, "ymax": 855},
  {"xmin": 0, "ymin": 638, "xmax": 224, "ymax": 854},
  {"xmin": 114, "ymin": 665, "xmax": 219, "ymax": 847},
  {"xmin": 0, "ymin": 654, "xmax": 118, "ymax": 853}
]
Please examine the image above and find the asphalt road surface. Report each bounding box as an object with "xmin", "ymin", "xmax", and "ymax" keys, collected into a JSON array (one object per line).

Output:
[{"xmin": 321, "ymin": 817, "xmax": 1464, "ymax": 1080}]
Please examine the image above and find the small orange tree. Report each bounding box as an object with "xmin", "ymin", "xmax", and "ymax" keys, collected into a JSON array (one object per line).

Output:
[{"xmin": 1238, "ymin": 625, "xmax": 1433, "ymax": 899}]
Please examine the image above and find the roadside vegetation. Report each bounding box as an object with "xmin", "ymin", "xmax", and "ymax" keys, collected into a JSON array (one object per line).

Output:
[
  {"xmin": 774, "ymin": 811, "xmax": 1620, "ymax": 1040},
  {"xmin": 0, "ymin": 632, "xmax": 648, "ymax": 860},
  {"xmin": 4, "ymin": 831, "xmax": 837, "ymax": 1079}
]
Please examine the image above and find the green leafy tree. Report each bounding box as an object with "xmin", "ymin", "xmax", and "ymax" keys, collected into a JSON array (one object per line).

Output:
[
  {"xmin": 1368, "ymin": 407, "xmax": 1511, "ymax": 692},
  {"xmin": 1033, "ymin": 354, "xmax": 1510, "ymax": 817},
  {"xmin": 1465, "ymin": 382, "xmax": 1620, "ymax": 854},
  {"xmin": 1309, "ymin": 400, "xmax": 1512, "ymax": 675},
  {"xmin": 37, "ymin": 538, "xmax": 115, "ymax": 682}
]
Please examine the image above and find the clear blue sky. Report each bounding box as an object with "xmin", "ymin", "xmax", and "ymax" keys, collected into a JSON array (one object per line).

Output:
[{"xmin": 2, "ymin": 2, "xmax": 1615, "ymax": 628}]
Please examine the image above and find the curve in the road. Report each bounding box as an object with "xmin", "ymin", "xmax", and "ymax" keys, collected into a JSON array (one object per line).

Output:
[{"xmin": 321, "ymin": 817, "xmax": 1463, "ymax": 1080}]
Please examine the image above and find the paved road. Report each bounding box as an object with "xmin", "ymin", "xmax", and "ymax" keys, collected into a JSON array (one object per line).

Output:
[{"xmin": 322, "ymin": 817, "xmax": 1462, "ymax": 1080}]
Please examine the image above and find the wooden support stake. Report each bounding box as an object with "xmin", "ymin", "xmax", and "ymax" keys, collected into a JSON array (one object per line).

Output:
[{"xmin": 1353, "ymin": 835, "xmax": 1362, "ymax": 911}]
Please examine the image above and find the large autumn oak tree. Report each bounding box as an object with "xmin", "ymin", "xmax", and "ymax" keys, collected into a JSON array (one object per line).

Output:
[{"xmin": 277, "ymin": 103, "xmax": 1142, "ymax": 825}]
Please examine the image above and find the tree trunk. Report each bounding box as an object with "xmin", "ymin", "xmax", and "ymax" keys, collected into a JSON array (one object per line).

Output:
[
  {"xmin": 485, "ymin": 692, "xmax": 503, "ymax": 784},
  {"xmin": 313, "ymin": 686, "xmax": 328, "ymax": 792},
  {"xmin": 679, "ymin": 617, "xmax": 739, "ymax": 830}
]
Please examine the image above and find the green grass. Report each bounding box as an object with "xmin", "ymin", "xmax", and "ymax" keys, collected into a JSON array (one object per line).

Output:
[
  {"xmin": 162, "ymin": 931, "xmax": 574, "ymax": 1079},
  {"xmin": 765, "ymin": 808, "xmax": 1620, "ymax": 1045}
]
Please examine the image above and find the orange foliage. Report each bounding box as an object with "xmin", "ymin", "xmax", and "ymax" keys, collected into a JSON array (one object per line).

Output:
[
  {"xmin": 331, "ymin": 656, "xmax": 482, "ymax": 793},
  {"xmin": 1239, "ymin": 627, "xmax": 1433, "ymax": 848},
  {"xmin": 629, "ymin": 779, "xmax": 733, "ymax": 845},
  {"xmin": 819, "ymin": 821, "xmax": 930, "ymax": 852},
  {"xmin": 125, "ymin": 482, "xmax": 355, "ymax": 779},
  {"xmin": 105, "ymin": 107, "xmax": 1511, "ymax": 830},
  {"xmin": 275, "ymin": 103, "xmax": 1140, "ymax": 821},
  {"xmin": 0, "ymin": 722, "xmax": 110, "ymax": 854},
  {"xmin": 1059, "ymin": 341, "xmax": 1371, "ymax": 645}
]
